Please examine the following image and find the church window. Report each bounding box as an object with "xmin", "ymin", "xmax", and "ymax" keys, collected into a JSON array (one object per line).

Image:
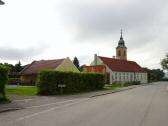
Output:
[
  {"xmin": 124, "ymin": 51, "xmax": 126, "ymax": 56},
  {"xmin": 118, "ymin": 51, "xmax": 121, "ymax": 56}
]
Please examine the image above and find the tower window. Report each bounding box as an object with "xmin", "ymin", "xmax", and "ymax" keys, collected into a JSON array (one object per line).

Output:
[
  {"xmin": 124, "ymin": 51, "xmax": 126, "ymax": 56},
  {"xmin": 118, "ymin": 51, "xmax": 121, "ymax": 56}
]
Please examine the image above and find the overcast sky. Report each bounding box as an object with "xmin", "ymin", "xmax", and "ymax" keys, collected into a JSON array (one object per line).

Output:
[{"xmin": 0, "ymin": 0, "xmax": 167, "ymax": 69}]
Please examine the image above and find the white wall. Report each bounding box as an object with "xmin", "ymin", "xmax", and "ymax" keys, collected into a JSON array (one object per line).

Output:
[
  {"xmin": 111, "ymin": 71, "xmax": 148, "ymax": 84},
  {"xmin": 90, "ymin": 55, "xmax": 148, "ymax": 84}
]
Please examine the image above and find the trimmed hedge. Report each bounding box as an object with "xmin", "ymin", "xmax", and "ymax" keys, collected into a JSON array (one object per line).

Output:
[
  {"xmin": 161, "ymin": 78, "xmax": 168, "ymax": 81},
  {"xmin": 0, "ymin": 65, "xmax": 9, "ymax": 99},
  {"xmin": 36, "ymin": 71, "xmax": 105, "ymax": 95}
]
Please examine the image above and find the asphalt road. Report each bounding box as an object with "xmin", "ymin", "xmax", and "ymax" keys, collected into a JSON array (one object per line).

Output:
[{"xmin": 0, "ymin": 82, "xmax": 168, "ymax": 126}]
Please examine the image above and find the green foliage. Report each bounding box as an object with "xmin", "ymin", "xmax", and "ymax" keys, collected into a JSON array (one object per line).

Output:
[
  {"xmin": 14, "ymin": 61, "xmax": 23, "ymax": 72},
  {"xmin": 161, "ymin": 53, "xmax": 168, "ymax": 70},
  {"xmin": 112, "ymin": 81, "xmax": 141, "ymax": 87},
  {"xmin": 0, "ymin": 61, "xmax": 23, "ymax": 75},
  {"xmin": 104, "ymin": 83, "xmax": 123, "ymax": 90},
  {"xmin": 73, "ymin": 57, "xmax": 80, "ymax": 70},
  {"xmin": 36, "ymin": 70, "xmax": 105, "ymax": 95},
  {"xmin": 0, "ymin": 63, "xmax": 14, "ymax": 73},
  {"xmin": 111, "ymin": 82, "xmax": 123, "ymax": 87},
  {"xmin": 0, "ymin": 65, "xmax": 9, "ymax": 100},
  {"xmin": 130, "ymin": 81, "xmax": 141, "ymax": 85},
  {"xmin": 144, "ymin": 68, "xmax": 164, "ymax": 82},
  {"xmin": 160, "ymin": 78, "xmax": 168, "ymax": 81}
]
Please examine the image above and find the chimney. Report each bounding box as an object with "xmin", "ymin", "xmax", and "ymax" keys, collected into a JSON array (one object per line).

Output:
[
  {"xmin": 112, "ymin": 56, "xmax": 116, "ymax": 59},
  {"xmin": 94, "ymin": 54, "xmax": 97, "ymax": 66}
]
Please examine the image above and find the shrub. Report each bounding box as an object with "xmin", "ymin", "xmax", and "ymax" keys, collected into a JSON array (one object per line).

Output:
[
  {"xmin": 123, "ymin": 82, "xmax": 133, "ymax": 86},
  {"xmin": 36, "ymin": 70, "xmax": 105, "ymax": 95},
  {"xmin": 111, "ymin": 81, "xmax": 141, "ymax": 87},
  {"xmin": 0, "ymin": 65, "xmax": 9, "ymax": 100},
  {"xmin": 132, "ymin": 81, "xmax": 141, "ymax": 85},
  {"xmin": 112, "ymin": 82, "xmax": 123, "ymax": 87},
  {"xmin": 123, "ymin": 81, "xmax": 141, "ymax": 86},
  {"xmin": 161, "ymin": 78, "xmax": 168, "ymax": 81}
]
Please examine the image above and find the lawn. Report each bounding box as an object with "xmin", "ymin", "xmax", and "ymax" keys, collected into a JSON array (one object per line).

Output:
[
  {"xmin": 104, "ymin": 84, "xmax": 124, "ymax": 90},
  {"xmin": 6, "ymin": 86, "xmax": 37, "ymax": 96},
  {"xmin": 5, "ymin": 84, "xmax": 125, "ymax": 97}
]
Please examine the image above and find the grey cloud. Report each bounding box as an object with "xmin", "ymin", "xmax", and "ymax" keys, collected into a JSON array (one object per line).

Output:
[
  {"xmin": 60, "ymin": 0, "xmax": 166, "ymax": 35},
  {"xmin": 0, "ymin": 45, "xmax": 47, "ymax": 60},
  {"xmin": 57, "ymin": 0, "xmax": 168, "ymax": 69}
]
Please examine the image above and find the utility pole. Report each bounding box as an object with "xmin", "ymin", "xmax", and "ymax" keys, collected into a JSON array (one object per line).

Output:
[{"xmin": 0, "ymin": 0, "xmax": 5, "ymax": 5}]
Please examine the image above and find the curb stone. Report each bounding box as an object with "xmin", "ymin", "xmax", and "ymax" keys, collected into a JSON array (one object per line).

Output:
[
  {"xmin": 90, "ymin": 86, "xmax": 136, "ymax": 98},
  {"xmin": 0, "ymin": 107, "xmax": 23, "ymax": 113}
]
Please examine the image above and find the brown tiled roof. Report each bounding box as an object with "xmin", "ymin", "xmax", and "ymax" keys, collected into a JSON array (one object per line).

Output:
[
  {"xmin": 98, "ymin": 56, "xmax": 146, "ymax": 73},
  {"xmin": 20, "ymin": 59, "xmax": 64, "ymax": 75}
]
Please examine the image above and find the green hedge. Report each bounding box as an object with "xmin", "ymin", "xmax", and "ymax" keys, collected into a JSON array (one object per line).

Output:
[
  {"xmin": 161, "ymin": 78, "xmax": 168, "ymax": 81},
  {"xmin": 0, "ymin": 65, "xmax": 9, "ymax": 99},
  {"xmin": 36, "ymin": 71, "xmax": 105, "ymax": 95}
]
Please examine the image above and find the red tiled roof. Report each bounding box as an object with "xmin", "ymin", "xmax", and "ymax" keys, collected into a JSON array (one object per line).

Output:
[
  {"xmin": 98, "ymin": 56, "xmax": 146, "ymax": 73},
  {"xmin": 20, "ymin": 59, "xmax": 64, "ymax": 75}
]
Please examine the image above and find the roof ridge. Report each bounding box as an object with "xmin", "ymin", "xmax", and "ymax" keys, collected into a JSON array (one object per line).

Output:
[
  {"xmin": 98, "ymin": 56, "xmax": 146, "ymax": 72},
  {"xmin": 98, "ymin": 56, "xmax": 135, "ymax": 62},
  {"xmin": 20, "ymin": 60, "xmax": 36, "ymax": 74},
  {"xmin": 36, "ymin": 58, "xmax": 65, "ymax": 62},
  {"xmin": 20, "ymin": 58, "xmax": 66, "ymax": 75}
]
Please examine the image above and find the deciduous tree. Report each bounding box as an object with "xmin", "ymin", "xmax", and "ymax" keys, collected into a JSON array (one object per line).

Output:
[{"xmin": 161, "ymin": 53, "xmax": 168, "ymax": 70}]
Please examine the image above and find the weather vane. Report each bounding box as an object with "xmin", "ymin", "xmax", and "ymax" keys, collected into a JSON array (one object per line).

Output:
[{"xmin": 0, "ymin": 0, "xmax": 5, "ymax": 5}]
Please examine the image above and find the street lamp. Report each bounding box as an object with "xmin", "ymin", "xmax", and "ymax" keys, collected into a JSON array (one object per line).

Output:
[{"xmin": 0, "ymin": 0, "xmax": 5, "ymax": 5}]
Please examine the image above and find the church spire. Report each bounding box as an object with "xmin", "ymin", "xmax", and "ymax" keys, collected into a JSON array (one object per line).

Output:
[
  {"xmin": 117, "ymin": 29, "xmax": 125, "ymax": 47},
  {"xmin": 116, "ymin": 29, "xmax": 127, "ymax": 60},
  {"xmin": 0, "ymin": 0, "xmax": 5, "ymax": 5},
  {"xmin": 120, "ymin": 29, "xmax": 123, "ymax": 40}
]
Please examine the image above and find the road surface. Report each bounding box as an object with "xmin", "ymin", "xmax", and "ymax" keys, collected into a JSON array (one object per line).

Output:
[{"xmin": 0, "ymin": 82, "xmax": 168, "ymax": 126}]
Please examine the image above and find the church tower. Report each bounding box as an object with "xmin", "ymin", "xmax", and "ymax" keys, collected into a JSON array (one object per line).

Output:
[{"xmin": 116, "ymin": 30, "xmax": 127, "ymax": 60}]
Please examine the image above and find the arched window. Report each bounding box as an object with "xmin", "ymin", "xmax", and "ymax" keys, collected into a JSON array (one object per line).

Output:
[
  {"xmin": 118, "ymin": 51, "xmax": 121, "ymax": 56},
  {"xmin": 124, "ymin": 50, "xmax": 126, "ymax": 56}
]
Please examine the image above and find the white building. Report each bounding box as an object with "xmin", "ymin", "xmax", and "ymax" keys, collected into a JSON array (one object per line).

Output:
[
  {"xmin": 91, "ymin": 55, "xmax": 148, "ymax": 84},
  {"xmin": 90, "ymin": 30, "xmax": 148, "ymax": 84}
]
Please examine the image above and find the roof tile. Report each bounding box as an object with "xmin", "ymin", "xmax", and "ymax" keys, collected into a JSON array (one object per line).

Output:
[
  {"xmin": 98, "ymin": 56, "xmax": 146, "ymax": 73},
  {"xmin": 20, "ymin": 59, "xmax": 64, "ymax": 75}
]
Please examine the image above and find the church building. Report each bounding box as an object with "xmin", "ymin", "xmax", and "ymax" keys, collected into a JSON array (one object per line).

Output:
[{"xmin": 83, "ymin": 30, "xmax": 148, "ymax": 84}]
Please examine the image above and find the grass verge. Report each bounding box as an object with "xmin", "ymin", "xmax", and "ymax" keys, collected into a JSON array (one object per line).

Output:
[
  {"xmin": 6, "ymin": 86, "xmax": 37, "ymax": 96},
  {"xmin": 5, "ymin": 84, "xmax": 127, "ymax": 97},
  {"xmin": 104, "ymin": 84, "xmax": 124, "ymax": 90}
]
